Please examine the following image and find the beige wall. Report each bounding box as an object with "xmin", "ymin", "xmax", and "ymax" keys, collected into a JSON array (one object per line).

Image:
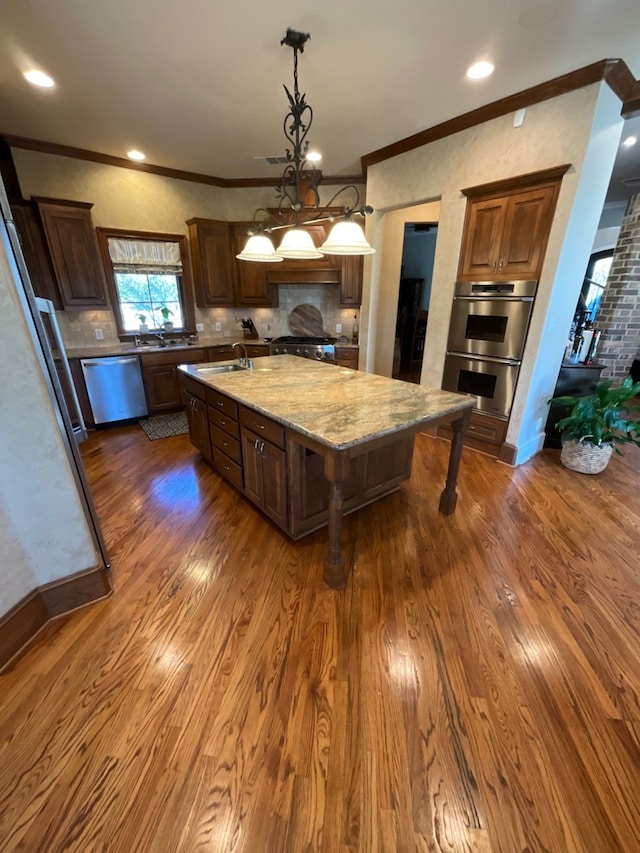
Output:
[
  {"xmin": 363, "ymin": 82, "xmax": 624, "ymax": 461},
  {"xmin": 0, "ymin": 226, "xmax": 100, "ymax": 617}
]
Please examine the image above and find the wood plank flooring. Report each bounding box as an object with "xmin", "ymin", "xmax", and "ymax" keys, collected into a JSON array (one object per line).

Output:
[{"xmin": 1, "ymin": 424, "xmax": 640, "ymax": 851}]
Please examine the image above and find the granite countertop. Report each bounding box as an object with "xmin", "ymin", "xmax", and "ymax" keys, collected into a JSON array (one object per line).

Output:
[
  {"xmin": 179, "ymin": 355, "xmax": 473, "ymax": 451},
  {"xmin": 64, "ymin": 337, "xmax": 271, "ymax": 359}
]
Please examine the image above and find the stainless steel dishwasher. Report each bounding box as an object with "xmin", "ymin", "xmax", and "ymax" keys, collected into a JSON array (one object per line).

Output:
[{"xmin": 80, "ymin": 356, "xmax": 148, "ymax": 424}]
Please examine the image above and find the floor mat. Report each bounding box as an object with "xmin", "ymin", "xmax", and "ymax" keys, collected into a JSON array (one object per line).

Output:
[{"xmin": 139, "ymin": 412, "xmax": 189, "ymax": 440}]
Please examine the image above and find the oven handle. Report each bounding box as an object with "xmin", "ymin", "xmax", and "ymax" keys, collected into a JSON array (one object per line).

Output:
[
  {"xmin": 452, "ymin": 295, "xmax": 534, "ymax": 302},
  {"xmin": 447, "ymin": 351, "xmax": 521, "ymax": 367}
]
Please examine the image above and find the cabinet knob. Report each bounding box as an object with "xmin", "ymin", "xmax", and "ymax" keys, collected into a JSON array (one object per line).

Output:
[
  {"xmin": 256, "ymin": 423, "xmax": 265, "ymax": 430},
  {"xmin": 216, "ymin": 401, "xmax": 224, "ymax": 407},
  {"xmin": 498, "ymin": 258, "xmax": 504, "ymax": 271},
  {"xmin": 219, "ymin": 419, "xmax": 226, "ymax": 425}
]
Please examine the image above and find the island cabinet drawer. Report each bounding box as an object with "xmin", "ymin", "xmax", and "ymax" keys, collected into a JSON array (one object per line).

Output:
[
  {"xmin": 206, "ymin": 389, "xmax": 238, "ymax": 419},
  {"xmin": 209, "ymin": 424, "xmax": 242, "ymax": 464},
  {"xmin": 208, "ymin": 408, "xmax": 240, "ymax": 439},
  {"xmin": 212, "ymin": 449, "xmax": 243, "ymax": 491},
  {"xmin": 239, "ymin": 406, "xmax": 285, "ymax": 449}
]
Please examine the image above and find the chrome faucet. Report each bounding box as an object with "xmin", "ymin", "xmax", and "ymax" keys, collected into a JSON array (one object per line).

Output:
[
  {"xmin": 232, "ymin": 341, "xmax": 253, "ymax": 368},
  {"xmin": 154, "ymin": 330, "xmax": 166, "ymax": 348}
]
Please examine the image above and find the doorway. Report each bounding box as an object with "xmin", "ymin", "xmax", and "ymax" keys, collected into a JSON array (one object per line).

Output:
[{"xmin": 392, "ymin": 223, "xmax": 438, "ymax": 383}]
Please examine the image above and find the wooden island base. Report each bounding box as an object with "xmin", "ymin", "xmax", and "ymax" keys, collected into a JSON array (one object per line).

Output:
[{"xmin": 179, "ymin": 358, "xmax": 473, "ymax": 588}]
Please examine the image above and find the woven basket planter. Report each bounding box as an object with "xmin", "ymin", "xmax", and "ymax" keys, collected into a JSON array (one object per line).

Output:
[{"xmin": 560, "ymin": 439, "xmax": 613, "ymax": 474}]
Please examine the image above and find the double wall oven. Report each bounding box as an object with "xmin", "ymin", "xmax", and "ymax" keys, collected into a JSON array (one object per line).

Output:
[{"xmin": 442, "ymin": 280, "xmax": 537, "ymax": 419}]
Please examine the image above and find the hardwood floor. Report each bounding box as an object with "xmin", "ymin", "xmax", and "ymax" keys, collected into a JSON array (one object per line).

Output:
[{"xmin": 1, "ymin": 424, "xmax": 640, "ymax": 851}]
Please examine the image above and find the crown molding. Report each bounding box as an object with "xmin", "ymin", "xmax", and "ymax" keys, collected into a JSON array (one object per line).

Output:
[
  {"xmin": 1, "ymin": 133, "xmax": 364, "ymax": 188},
  {"xmin": 361, "ymin": 58, "xmax": 639, "ymax": 173}
]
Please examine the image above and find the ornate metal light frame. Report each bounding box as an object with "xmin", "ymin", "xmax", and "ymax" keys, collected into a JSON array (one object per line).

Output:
[{"xmin": 237, "ymin": 29, "xmax": 374, "ymax": 263}]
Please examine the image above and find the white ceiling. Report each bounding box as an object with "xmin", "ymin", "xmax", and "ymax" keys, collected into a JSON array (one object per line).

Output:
[{"xmin": 1, "ymin": 0, "xmax": 640, "ymax": 194}]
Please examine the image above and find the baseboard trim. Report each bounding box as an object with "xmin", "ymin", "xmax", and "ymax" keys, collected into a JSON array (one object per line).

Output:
[
  {"xmin": 0, "ymin": 565, "xmax": 112, "ymax": 672},
  {"xmin": 498, "ymin": 442, "xmax": 518, "ymax": 465}
]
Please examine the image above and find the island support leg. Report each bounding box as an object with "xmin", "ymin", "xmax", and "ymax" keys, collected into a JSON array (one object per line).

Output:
[
  {"xmin": 438, "ymin": 408, "xmax": 472, "ymax": 515},
  {"xmin": 323, "ymin": 452, "xmax": 350, "ymax": 588}
]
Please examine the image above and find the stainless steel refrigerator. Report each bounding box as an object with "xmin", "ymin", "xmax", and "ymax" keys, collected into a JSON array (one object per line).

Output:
[{"xmin": 0, "ymin": 178, "xmax": 110, "ymax": 570}]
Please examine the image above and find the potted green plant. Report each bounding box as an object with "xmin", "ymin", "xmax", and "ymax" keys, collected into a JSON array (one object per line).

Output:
[
  {"xmin": 136, "ymin": 313, "xmax": 149, "ymax": 332},
  {"xmin": 158, "ymin": 305, "xmax": 174, "ymax": 331},
  {"xmin": 554, "ymin": 375, "xmax": 640, "ymax": 474}
]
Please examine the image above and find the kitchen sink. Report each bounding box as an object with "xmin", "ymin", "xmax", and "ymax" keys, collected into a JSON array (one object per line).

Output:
[{"xmin": 196, "ymin": 363, "xmax": 248, "ymax": 374}]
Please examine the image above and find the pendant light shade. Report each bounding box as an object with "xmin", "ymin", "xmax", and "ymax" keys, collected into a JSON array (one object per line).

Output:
[
  {"xmin": 276, "ymin": 228, "xmax": 324, "ymax": 259},
  {"xmin": 320, "ymin": 220, "xmax": 376, "ymax": 255},
  {"xmin": 236, "ymin": 233, "xmax": 283, "ymax": 263}
]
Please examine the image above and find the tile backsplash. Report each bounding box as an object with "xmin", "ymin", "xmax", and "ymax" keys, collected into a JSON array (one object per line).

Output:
[{"xmin": 57, "ymin": 284, "xmax": 360, "ymax": 348}]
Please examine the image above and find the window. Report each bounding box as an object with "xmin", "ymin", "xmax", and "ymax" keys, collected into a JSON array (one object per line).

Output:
[
  {"xmin": 580, "ymin": 249, "xmax": 613, "ymax": 322},
  {"xmin": 96, "ymin": 228, "xmax": 195, "ymax": 339}
]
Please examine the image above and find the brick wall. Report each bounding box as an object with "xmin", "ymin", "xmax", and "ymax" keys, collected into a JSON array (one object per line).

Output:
[{"xmin": 596, "ymin": 192, "xmax": 640, "ymax": 380}]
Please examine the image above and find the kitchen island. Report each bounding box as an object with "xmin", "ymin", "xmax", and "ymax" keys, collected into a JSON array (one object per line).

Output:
[{"xmin": 178, "ymin": 355, "xmax": 473, "ymax": 587}]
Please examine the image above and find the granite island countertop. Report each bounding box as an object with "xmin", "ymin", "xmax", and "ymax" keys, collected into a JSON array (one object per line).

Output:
[{"xmin": 179, "ymin": 355, "xmax": 473, "ymax": 451}]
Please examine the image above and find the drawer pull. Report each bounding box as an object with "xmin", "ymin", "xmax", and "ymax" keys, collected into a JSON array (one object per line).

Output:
[
  {"xmin": 219, "ymin": 419, "xmax": 226, "ymax": 425},
  {"xmin": 222, "ymin": 440, "xmax": 228, "ymax": 447},
  {"xmin": 216, "ymin": 401, "xmax": 224, "ymax": 407},
  {"xmin": 223, "ymin": 464, "xmax": 230, "ymax": 471},
  {"xmin": 256, "ymin": 423, "xmax": 265, "ymax": 430}
]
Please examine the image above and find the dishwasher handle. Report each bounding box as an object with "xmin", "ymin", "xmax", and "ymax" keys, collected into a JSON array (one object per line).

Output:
[{"xmin": 81, "ymin": 357, "xmax": 140, "ymax": 367}]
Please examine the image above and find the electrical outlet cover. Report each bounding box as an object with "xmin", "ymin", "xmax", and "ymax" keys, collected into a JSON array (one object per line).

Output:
[
  {"xmin": 336, "ymin": 323, "xmax": 342, "ymax": 333},
  {"xmin": 215, "ymin": 322, "xmax": 222, "ymax": 332},
  {"xmin": 196, "ymin": 323, "xmax": 204, "ymax": 332},
  {"xmin": 95, "ymin": 328, "xmax": 104, "ymax": 340}
]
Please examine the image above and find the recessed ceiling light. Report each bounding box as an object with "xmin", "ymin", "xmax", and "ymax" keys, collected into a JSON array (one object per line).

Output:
[
  {"xmin": 23, "ymin": 69, "xmax": 55, "ymax": 88},
  {"xmin": 622, "ymin": 135, "xmax": 637, "ymax": 148},
  {"xmin": 127, "ymin": 150, "xmax": 146, "ymax": 161},
  {"xmin": 466, "ymin": 61, "xmax": 495, "ymax": 81},
  {"xmin": 306, "ymin": 150, "xmax": 322, "ymax": 162}
]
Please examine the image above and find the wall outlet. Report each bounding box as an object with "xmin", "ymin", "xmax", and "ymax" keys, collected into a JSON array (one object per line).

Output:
[
  {"xmin": 215, "ymin": 322, "xmax": 222, "ymax": 332},
  {"xmin": 196, "ymin": 323, "xmax": 204, "ymax": 332},
  {"xmin": 95, "ymin": 328, "xmax": 104, "ymax": 340},
  {"xmin": 336, "ymin": 323, "xmax": 342, "ymax": 333}
]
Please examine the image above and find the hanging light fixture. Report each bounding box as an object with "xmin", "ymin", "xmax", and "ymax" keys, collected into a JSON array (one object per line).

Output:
[{"xmin": 237, "ymin": 29, "xmax": 375, "ymax": 263}]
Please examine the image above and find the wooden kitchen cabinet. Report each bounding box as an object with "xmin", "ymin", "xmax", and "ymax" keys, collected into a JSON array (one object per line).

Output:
[
  {"xmin": 140, "ymin": 348, "xmax": 207, "ymax": 414},
  {"xmin": 241, "ymin": 429, "xmax": 288, "ymax": 528},
  {"xmin": 185, "ymin": 393, "xmax": 211, "ymax": 461},
  {"xmin": 231, "ymin": 223, "xmax": 279, "ymax": 307},
  {"xmin": 334, "ymin": 346, "xmax": 359, "ymax": 369},
  {"xmin": 458, "ymin": 167, "xmax": 568, "ymax": 282},
  {"xmin": 35, "ymin": 198, "xmax": 108, "ymax": 309},
  {"xmin": 187, "ymin": 218, "xmax": 235, "ymax": 307},
  {"xmin": 339, "ymin": 254, "xmax": 363, "ymax": 305},
  {"xmin": 11, "ymin": 201, "xmax": 61, "ymax": 308},
  {"xmin": 240, "ymin": 405, "xmax": 288, "ymax": 528}
]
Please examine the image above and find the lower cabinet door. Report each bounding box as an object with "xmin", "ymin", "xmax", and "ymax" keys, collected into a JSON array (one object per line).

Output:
[
  {"xmin": 241, "ymin": 429, "xmax": 263, "ymax": 507},
  {"xmin": 261, "ymin": 441, "xmax": 287, "ymax": 527},
  {"xmin": 185, "ymin": 394, "xmax": 211, "ymax": 460},
  {"xmin": 143, "ymin": 365, "xmax": 182, "ymax": 413},
  {"xmin": 240, "ymin": 428, "xmax": 288, "ymax": 529}
]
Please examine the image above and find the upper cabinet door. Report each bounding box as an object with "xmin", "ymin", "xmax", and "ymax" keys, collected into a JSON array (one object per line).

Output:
[
  {"xmin": 458, "ymin": 166, "xmax": 567, "ymax": 282},
  {"xmin": 187, "ymin": 218, "xmax": 235, "ymax": 307},
  {"xmin": 458, "ymin": 198, "xmax": 507, "ymax": 280},
  {"xmin": 36, "ymin": 200, "xmax": 107, "ymax": 309},
  {"xmin": 11, "ymin": 201, "xmax": 62, "ymax": 308},
  {"xmin": 339, "ymin": 255, "xmax": 363, "ymax": 306},
  {"xmin": 231, "ymin": 224, "xmax": 278, "ymax": 307},
  {"xmin": 498, "ymin": 184, "xmax": 559, "ymax": 279}
]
